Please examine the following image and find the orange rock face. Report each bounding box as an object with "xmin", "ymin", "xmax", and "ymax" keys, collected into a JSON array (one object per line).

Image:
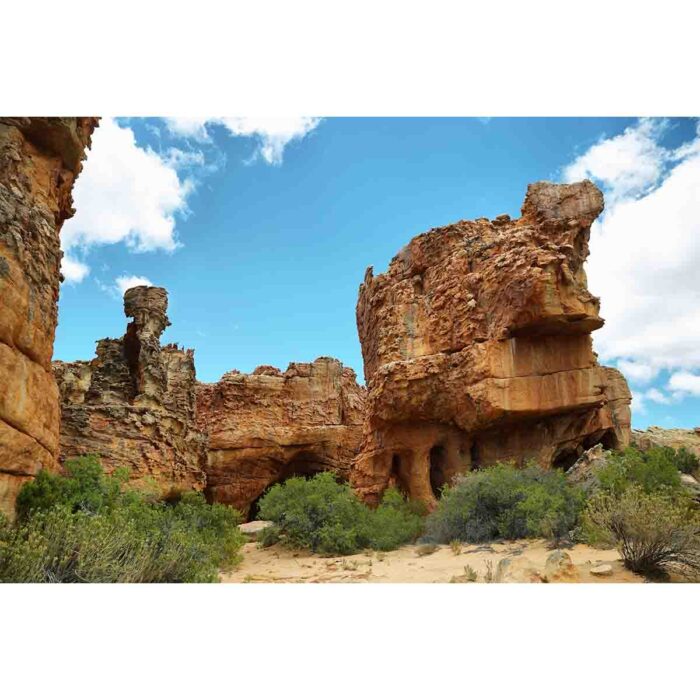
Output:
[
  {"xmin": 352, "ymin": 181, "xmax": 632, "ymax": 506},
  {"xmin": 53, "ymin": 287, "xmax": 207, "ymax": 495},
  {"xmin": 197, "ymin": 357, "xmax": 365, "ymax": 517},
  {"xmin": 0, "ymin": 117, "xmax": 97, "ymax": 516}
]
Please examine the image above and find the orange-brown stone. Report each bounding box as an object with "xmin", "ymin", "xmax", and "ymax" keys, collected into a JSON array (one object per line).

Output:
[
  {"xmin": 352, "ymin": 181, "xmax": 632, "ymax": 507},
  {"xmin": 53, "ymin": 287, "xmax": 207, "ymax": 495},
  {"xmin": 0, "ymin": 117, "xmax": 97, "ymax": 516},
  {"xmin": 197, "ymin": 357, "xmax": 365, "ymax": 517}
]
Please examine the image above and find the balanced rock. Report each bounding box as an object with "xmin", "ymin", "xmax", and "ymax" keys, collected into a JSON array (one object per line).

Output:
[
  {"xmin": 352, "ymin": 181, "xmax": 631, "ymax": 506},
  {"xmin": 197, "ymin": 357, "xmax": 366, "ymax": 517},
  {"xmin": 53, "ymin": 286, "xmax": 207, "ymax": 495},
  {"xmin": 0, "ymin": 117, "xmax": 97, "ymax": 516}
]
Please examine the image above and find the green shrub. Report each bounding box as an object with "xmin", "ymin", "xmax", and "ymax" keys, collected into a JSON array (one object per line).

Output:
[
  {"xmin": 256, "ymin": 473, "xmax": 424, "ymax": 555},
  {"xmin": 425, "ymin": 463, "xmax": 585, "ymax": 544},
  {"xmin": 675, "ymin": 447, "xmax": 700, "ymax": 476},
  {"xmin": 582, "ymin": 486, "xmax": 700, "ymax": 578},
  {"xmin": 15, "ymin": 455, "xmax": 133, "ymax": 520},
  {"xmin": 0, "ymin": 459, "xmax": 244, "ymax": 583},
  {"xmin": 596, "ymin": 447, "xmax": 682, "ymax": 496},
  {"xmin": 368, "ymin": 488, "xmax": 425, "ymax": 551}
]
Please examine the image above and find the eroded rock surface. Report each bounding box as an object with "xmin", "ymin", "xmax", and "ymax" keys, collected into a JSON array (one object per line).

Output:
[
  {"xmin": 353, "ymin": 181, "xmax": 631, "ymax": 506},
  {"xmin": 53, "ymin": 286, "xmax": 207, "ymax": 495},
  {"xmin": 0, "ymin": 117, "xmax": 96, "ymax": 515},
  {"xmin": 631, "ymin": 426, "xmax": 700, "ymax": 458},
  {"xmin": 197, "ymin": 357, "xmax": 365, "ymax": 517}
]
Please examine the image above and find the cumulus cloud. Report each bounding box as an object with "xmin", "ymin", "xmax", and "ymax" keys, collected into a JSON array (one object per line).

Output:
[
  {"xmin": 61, "ymin": 255, "xmax": 90, "ymax": 284},
  {"xmin": 62, "ymin": 118, "xmax": 194, "ymax": 257},
  {"xmin": 562, "ymin": 118, "xmax": 700, "ymax": 383},
  {"xmin": 668, "ymin": 371, "xmax": 700, "ymax": 397},
  {"xmin": 114, "ymin": 275, "xmax": 154, "ymax": 297},
  {"xmin": 163, "ymin": 117, "xmax": 321, "ymax": 164}
]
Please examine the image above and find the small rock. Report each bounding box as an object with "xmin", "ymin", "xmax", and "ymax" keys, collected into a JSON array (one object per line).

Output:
[
  {"xmin": 239, "ymin": 520, "xmax": 274, "ymax": 538},
  {"xmin": 590, "ymin": 564, "xmax": 613, "ymax": 577},
  {"xmin": 544, "ymin": 550, "xmax": 580, "ymax": 582}
]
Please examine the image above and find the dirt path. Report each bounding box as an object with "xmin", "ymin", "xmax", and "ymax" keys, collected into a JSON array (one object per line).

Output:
[{"xmin": 221, "ymin": 539, "xmax": 643, "ymax": 583}]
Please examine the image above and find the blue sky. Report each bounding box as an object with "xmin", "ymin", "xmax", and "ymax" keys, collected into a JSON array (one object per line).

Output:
[{"xmin": 55, "ymin": 117, "xmax": 700, "ymax": 430}]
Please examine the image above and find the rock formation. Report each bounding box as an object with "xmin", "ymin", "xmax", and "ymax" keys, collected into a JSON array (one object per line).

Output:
[
  {"xmin": 0, "ymin": 117, "xmax": 97, "ymax": 516},
  {"xmin": 197, "ymin": 357, "xmax": 365, "ymax": 517},
  {"xmin": 631, "ymin": 426, "xmax": 700, "ymax": 458},
  {"xmin": 53, "ymin": 286, "xmax": 207, "ymax": 495},
  {"xmin": 353, "ymin": 180, "xmax": 632, "ymax": 506}
]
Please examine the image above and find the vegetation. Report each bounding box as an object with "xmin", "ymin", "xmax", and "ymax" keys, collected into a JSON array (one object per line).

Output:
[
  {"xmin": 425, "ymin": 463, "xmax": 584, "ymax": 544},
  {"xmin": 594, "ymin": 447, "xmax": 682, "ymax": 496},
  {"xmin": 674, "ymin": 447, "xmax": 700, "ymax": 476},
  {"xmin": 256, "ymin": 472, "xmax": 424, "ymax": 555},
  {"xmin": 583, "ymin": 486, "xmax": 700, "ymax": 578},
  {"xmin": 0, "ymin": 456, "xmax": 244, "ymax": 583}
]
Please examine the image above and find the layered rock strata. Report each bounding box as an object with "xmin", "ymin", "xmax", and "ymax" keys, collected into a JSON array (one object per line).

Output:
[
  {"xmin": 197, "ymin": 357, "xmax": 365, "ymax": 517},
  {"xmin": 0, "ymin": 117, "xmax": 97, "ymax": 516},
  {"xmin": 53, "ymin": 286, "xmax": 207, "ymax": 495},
  {"xmin": 353, "ymin": 180, "xmax": 632, "ymax": 506}
]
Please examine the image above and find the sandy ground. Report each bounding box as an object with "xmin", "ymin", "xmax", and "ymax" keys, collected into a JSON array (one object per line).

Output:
[{"xmin": 221, "ymin": 539, "xmax": 644, "ymax": 583}]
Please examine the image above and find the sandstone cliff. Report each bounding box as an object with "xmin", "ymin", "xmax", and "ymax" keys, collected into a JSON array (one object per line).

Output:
[
  {"xmin": 54, "ymin": 286, "xmax": 207, "ymax": 495},
  {"xmin": 353, "ymin": 180, "xmax": 632, "ymax": 506},
  {"xmin": 0, "ymin": 117, "xmax": 97, "ymax": 516},
  {"xmin": 197, "ymin": 357, "xmax": 365, "ymax": 517}
]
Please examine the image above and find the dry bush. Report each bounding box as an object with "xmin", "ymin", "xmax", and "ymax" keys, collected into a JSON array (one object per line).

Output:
[{"xmin": 584, "ymin": 486, "xmax": 700, "ymax": 578}]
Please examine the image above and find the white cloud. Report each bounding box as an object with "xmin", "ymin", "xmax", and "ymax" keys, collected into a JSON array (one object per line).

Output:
[
  {"xmin": 668, "ymin": 371, "xmax": 700, "ymax": 396},
  {"xmin": 616, "ymin": 359, "xmax": 658, "ymax": 385},
  {"xmin": 563, "ymin": 118, "xmax": 669, "ymax": 202},
  {"xmin": 163, "ymin": 117, "xmax": 321, "ymax": 164},
  {"xmin": 562, "ymin": 118, "xmax": 700, "ymax": 383},
  {"xmin": 114, "ymin": 275, "xmax": 154, "ymax": 297},
  {"xmin": 62, "ymin": 117, "xmax": 195, "ymax": 261},
  {"xmin": 61, "ymin": 255, "xmax": 90, "ymax": 284}
]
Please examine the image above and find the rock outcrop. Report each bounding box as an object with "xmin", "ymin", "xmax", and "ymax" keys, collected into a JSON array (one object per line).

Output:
[
  {"xmin": 0, "ymin": 117, "xmax": 97, "ymax": 516},
  {"xmin": 53, "ymin": 286, "xmax": 207, "ymax": 495},
  {"xmin": 197, "ymin": 357, "xmax": 365, "ymax": 517},
  {"xmin": 631, "ymin": 426, "xmax": 700, "ymax": 458},
  {"xmin": 353, "ymin": 180, "xmax": 632, "ymax": 506}
]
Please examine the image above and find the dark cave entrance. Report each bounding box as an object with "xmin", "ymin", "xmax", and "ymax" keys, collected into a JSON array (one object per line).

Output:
[
  {"xmin": 390, "ymin": 453, "xmax": 409, "ymax": 496},
  {"xmin": 470, "ymin": 439, "xmax": 481, "ymax": 470},
  {"xmin": 429, "ymin": 445, "xmax": 447, "ymax": 498},
  {"xmin": 552, "ymin": 447, "xmax": 579, "ymax": 471}
]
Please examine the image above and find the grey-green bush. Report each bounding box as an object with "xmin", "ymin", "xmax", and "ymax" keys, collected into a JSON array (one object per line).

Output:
[{"xmin": 425, "ymin": 463, "xmax": 585, "ymax": 544}]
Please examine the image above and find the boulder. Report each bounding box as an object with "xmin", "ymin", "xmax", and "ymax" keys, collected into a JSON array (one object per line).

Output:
[
  {"xmin": 565, "ymin": 444, "xmax": 609, "ymax": 492},
  {"xmin": 352, "ymin": 181, "xmax": 631, "ymax": 507},
  {"xmin": 590, "ymin": 564, "xmax": 613, "ymax": 577},
  {"xmin": 544, "ymin": 550, "xmax": 580, "ymax": 582}
]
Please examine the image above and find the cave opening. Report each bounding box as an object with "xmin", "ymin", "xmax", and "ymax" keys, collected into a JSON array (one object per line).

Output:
[
  {"xmin": 470, "ymin": 440, "xmax": 481, "ymax": 470},
  {"xmin": 390, "ymin": 453, "xmax": 409, "ymax": 495},
  {"xmin": 552, "ymin": 447, "xmax": 579, "ymax": 471},
  {"xmin": 429, "ymin": 445, "xmax": 447, "ymax": 498}
]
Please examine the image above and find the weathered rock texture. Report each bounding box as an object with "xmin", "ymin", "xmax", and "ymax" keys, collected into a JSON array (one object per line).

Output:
[
  {"xmin": 631, "ymin": 426, "xmax": 700, "ymax": 458},
  {"xmin": 353, "ymin": 180, "xmax": 632, "ymax": 506},
  {"xmin": 197, "ymin": 357, "xmax": 365, "ymax": 517},
  {"xmin": 0, "ymin": 117, "xmax": 97, "ymax": 516},
  {"xmin": 53, "ymin": 286, "xmax": 207, "ymax": 495}
]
